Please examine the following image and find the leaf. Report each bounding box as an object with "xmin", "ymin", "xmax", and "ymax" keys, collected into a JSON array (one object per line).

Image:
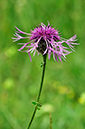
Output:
[
  {"xmin": 37, "ymin": 107, "xmax": 40, "ymax": 110},
  {"xmin": 32, "ymin": 101, "xmax": 37, "ymax": 105}
]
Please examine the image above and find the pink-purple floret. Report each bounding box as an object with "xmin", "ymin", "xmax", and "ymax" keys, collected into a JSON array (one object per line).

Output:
[{"xmin": 12, "ymin": 23, "xmax": 78, "ymax": 62}]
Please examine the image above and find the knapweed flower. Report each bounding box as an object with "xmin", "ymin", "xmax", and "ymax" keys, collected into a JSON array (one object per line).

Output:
[{"xmin": 12, "ymin": 22, "xmax": 78, "ymax": 62}]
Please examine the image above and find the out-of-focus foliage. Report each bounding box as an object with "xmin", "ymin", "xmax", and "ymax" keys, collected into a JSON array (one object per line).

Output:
[{"xmin": 0, "ymin": 0, "xmax": 85, "ymax": 129}]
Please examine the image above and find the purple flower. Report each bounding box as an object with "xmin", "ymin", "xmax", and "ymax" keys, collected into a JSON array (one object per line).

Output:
[{"xmin": 12, "ymin": 22, "xmax": 79, "ymax": 62}]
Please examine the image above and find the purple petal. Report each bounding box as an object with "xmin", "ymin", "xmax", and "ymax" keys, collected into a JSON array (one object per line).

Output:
[
  {"xmin": 27, "ymin": 48, "xmax": 32, "ymax": 61},
  {"xmin": 18, "ymin": 43, "xmax": 29, "ymax": 51}
]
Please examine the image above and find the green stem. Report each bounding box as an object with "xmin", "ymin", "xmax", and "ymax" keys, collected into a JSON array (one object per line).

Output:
[{"xmin": 27, "ymin": 54, "xmax": 47, "ymax": 129}]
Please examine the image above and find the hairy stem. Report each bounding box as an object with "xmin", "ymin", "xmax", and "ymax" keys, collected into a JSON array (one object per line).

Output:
[{"xmin": 27, "ymin": 54, "xmax": 47, "ymax": 129}]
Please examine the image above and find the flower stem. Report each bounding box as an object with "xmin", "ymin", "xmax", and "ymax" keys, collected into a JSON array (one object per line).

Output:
[{"xmin": 27, "ymin": 54, "xmax": 47, "ymax": 129}]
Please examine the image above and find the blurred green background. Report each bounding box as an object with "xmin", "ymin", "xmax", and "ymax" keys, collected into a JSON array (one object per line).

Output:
[{"xmin": 0, "ymin": 0, "xmax": 85, "ymax": 129}]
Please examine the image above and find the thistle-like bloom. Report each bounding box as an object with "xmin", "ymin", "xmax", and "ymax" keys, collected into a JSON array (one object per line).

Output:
[{"xmin": 12, "ymin": 23, "xmax": 78, "ymax": 62}]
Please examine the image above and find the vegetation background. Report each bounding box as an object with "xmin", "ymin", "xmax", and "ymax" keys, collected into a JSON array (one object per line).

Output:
[{"xmin": 0, "ymin": 0, "xmax": 85, "ymax": 129}]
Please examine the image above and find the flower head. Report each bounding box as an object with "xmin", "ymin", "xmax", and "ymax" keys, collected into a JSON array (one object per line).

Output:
[{"xmin": 12, "ymin": 23, "xmax": 79, "ymax": 62}]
